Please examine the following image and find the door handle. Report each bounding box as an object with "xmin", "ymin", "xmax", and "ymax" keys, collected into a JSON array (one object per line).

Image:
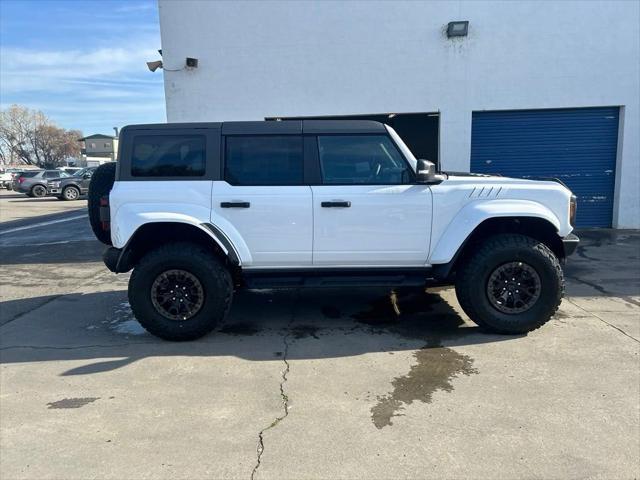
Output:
[
  {"xmin": 321, "ymin": 201, "xmax": 351, "ymax": 208},
  {"xmin": 220, "ymin": 201, "xmax": 250, "ymax": 208}
]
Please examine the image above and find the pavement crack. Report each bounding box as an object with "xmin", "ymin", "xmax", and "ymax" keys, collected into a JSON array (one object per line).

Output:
[
  {"xmin": 250, "ymin": 291, "xmax": 298, "ymax": 480},
  {"xmin": 0, "ymin": 295, "xmax": 63, "ymax": 327},
  {"xmin": 0, "ymin": 268, "xmax": 115, "ymax": 328},
  {"xmin": 566, "ymin": 298, "xmax": 639, "ymax": 344},
  {"xmin": 566, "ymin": 274, "xmax": 640, "ymax": 308}
]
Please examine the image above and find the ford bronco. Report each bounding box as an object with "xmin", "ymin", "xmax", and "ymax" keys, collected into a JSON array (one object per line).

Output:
[{"xmin": 88, "ymin": 120, "xmax": 578, "ymax": 341}]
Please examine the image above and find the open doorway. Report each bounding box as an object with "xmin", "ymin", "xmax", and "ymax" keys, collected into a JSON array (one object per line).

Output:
[{"xmin": 266, "ymin": 112, "xmax": 440, "ymax": 167}]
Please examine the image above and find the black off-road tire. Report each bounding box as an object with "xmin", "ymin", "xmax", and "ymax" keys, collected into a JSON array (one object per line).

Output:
[
  {"xmin": 88, "ymin": 162, "xmax": 116, "ymax": 245},
  {"xmin": 62, "ymin": 185, "xmax": 80, "ymax": 201},
  {"xmin": 455, "ymin": 234, "xmax": 563, "ymax": 334},
  {"xmin": 31, "ymin": 184, "xmax": 47, "ymax": 198},
  {"xmin": 128, "ymin": 242, "xmax": 233, "ymax": 341}
]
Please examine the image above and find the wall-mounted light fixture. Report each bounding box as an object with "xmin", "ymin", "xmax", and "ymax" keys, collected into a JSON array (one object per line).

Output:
[
  {"xmin": 146, "ymin": 57, "xmax": 199, "ymax": 72},
  {"xmin": 447, "ymin": 21, "xmax": 469, "ymax": 38},
  {"xmin": 146, "ymin": 60, "xmax": 163, "ymax": 72}
]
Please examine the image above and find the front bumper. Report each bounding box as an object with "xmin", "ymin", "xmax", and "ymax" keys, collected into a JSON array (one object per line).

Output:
[{"xmin": 562, "ymin": 233, "xmax": 580, "ymax": 257}]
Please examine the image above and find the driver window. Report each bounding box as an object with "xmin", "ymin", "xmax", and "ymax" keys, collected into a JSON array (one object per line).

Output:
[{"xmin": 317, "ymin": 135, "xmax": 411, "ymax": 185}]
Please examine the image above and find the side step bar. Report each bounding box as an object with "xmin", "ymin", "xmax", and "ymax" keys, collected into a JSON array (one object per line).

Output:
[{"xmin": 242, "ymin": 268, "xmax": 436, "ymax": 289}]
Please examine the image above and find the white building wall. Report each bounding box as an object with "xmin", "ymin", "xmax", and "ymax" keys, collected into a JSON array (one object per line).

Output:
[{"xmin": 158, "ymin": 0, "xmax": 639, "ymax": 228}]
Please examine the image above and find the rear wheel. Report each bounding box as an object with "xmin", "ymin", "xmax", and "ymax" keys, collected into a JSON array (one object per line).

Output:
[
  {"xmin": 128, "ymin": 242, "xmax": 233, "ymax": 341},
  {"xmin": 62, "ymin": 185, "xmax": 80, "ymax": 200},
  {"xmin": 31, "ymin": 184, "xmax": 47, "ymax": 198},
  {"xmin": 455, "ymin": 234, "xmax": 563, "ymax": 334}
]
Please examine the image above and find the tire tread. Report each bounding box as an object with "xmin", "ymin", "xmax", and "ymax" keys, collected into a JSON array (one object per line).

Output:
[
  {"xmin": 128, "ymin": 242, "xmax": 233, "ymax": 341},
  {"xmin": 455, "ymin": 234, "xmax": 564, "ymax": 334}
]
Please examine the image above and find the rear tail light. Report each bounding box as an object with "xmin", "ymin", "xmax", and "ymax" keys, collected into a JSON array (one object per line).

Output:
[
  {"xmin": 99, "ymin": 196, "xmax": 110, "ymax": 231},
  {"xmin": 569, "ymin": 195, "xmax": 577, "ymax": 227},
  {"xmin": 18, "ymin": 177, "xmax": 25, "ymax": 183}
]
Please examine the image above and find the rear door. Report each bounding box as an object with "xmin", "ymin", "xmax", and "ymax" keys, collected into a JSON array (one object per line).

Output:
[
  {"xmin": 79, "ymin": 169, "xmax": 94, "ymax": 193},
  {"xmin": 211, "ymin": 126, "xmax": 312, "ymax": 267},
  {"xmin": 310, "ymin": 134, "xmax": 432, "ymax": 266}
]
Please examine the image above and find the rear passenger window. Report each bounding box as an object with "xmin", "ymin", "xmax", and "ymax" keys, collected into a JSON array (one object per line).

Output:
[
  {"xmin": 131, "ymin": 135, "xmax": 205, "ymax": 177},
  {"xmin": 225, "ymin": 136, "xmax": 303, "ymax": 185},
  {"xmin": 318, "ymin": 135, "xmax": 411, "ymax": 185}
]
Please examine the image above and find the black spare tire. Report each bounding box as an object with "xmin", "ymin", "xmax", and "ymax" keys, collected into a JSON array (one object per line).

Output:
[{"xmin": 88, "ymin": 162, "xmax": 116, "ymax": 245}]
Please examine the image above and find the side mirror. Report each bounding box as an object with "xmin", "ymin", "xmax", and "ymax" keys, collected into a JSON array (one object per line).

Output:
[{"xmin": 416, "ymin": 159, "xmax": 437, "ymax": 183}]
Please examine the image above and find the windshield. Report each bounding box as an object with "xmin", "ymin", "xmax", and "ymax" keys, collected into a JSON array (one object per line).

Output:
[
  {"xmin": 72, "ymin": 168, "xmax": 88, "ymax": 177},
  {"xmin": 385, "ymin": 125, "xmax": 417, "ymax": 172}
]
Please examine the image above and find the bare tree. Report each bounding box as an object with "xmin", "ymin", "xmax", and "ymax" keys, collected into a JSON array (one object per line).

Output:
[
  {"xmin": 0, "ymin": 105, "xmax": 34, "ymax": 165},
  {"xmin": 0, "ymin": 105, "xmax": 82, "ymax": 167}
]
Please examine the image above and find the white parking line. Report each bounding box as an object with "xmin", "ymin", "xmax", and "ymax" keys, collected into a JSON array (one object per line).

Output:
[{"xmin": 0, "ymin": 214, "xmax": 88, "ymax": 235}]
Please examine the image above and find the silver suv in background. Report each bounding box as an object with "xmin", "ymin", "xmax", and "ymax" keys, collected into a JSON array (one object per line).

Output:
[{"xmin": 12, "ymin": 170, "xmax": 71, "ymax": 197}]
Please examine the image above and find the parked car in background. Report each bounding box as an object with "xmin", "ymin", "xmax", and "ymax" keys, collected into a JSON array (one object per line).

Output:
[
  {"xmin": 59, "ymin": 167, "xmax": 83, "ymax": 176},
  {"xmin": 12, "ymin": 170, "xmax": 70, "ymax": 197},
  {"xmin": 47, "ymin": 167, "xmax": 96, "ymax": 200},
  {"xmin": 0, "ymin": 168, "xmax": 26, "ymax": 190},
  {"xmin": 0, "ymin": 170, "xmax": 13, "ymax": 189}
]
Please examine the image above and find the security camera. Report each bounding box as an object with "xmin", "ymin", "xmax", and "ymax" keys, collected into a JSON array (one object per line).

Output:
[{"xmin": 146, "ymin": 60, "xmax": 163, "ymax": 72}]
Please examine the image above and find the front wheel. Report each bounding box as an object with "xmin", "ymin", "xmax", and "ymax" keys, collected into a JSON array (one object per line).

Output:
[
  {"xmin": 128, "ymin": 243, "xmax": 233, "ymax": 341},
  {"xmin": 455, "ymin": 234, "xmax": 563, "ymax": 334}
]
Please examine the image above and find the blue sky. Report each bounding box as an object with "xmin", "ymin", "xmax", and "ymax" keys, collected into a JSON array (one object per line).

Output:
[{"xmin": 0, "ymin": 0, "xmax": 165, "ymax": 136}]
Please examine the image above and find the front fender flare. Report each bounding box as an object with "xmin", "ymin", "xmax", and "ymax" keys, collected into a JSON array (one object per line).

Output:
[{"xmin": 429, "ymin": 199, "xmax": 561, "ymax": 265}]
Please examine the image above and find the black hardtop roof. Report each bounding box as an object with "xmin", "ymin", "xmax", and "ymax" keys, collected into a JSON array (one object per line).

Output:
[{"xmin": 120, "ymin": 119, "xmax": 386, "ymax": 135}]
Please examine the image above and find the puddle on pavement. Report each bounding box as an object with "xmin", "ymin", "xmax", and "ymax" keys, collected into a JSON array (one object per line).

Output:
[
  {"xmin": 290, "ymin": 324, "xmax": 321, "ymax": 339},
  {"xmin": 103, "ymin": 302, "xmax": 147, "ymax": 336},
  {"xmin": 349, "ymin": 288, "xmax": 480, "ymax": 429},
  {"xmin": 351, "ymin": 288, "xmax": 466, "ymax": 338},
  {"xmin": 321, "ymin": 305, "xmax": 342, "ymax": 319},
  {"xmin": 47, "ymin": 397, "xmax": 100, "ymax": 409},
  {"xmin": 219, "ymin": 323, "xmax": 261, "ymax": 336},
  {"xmin": 371, "ymin": 345, "xmax": 478, "ymax": 429}
]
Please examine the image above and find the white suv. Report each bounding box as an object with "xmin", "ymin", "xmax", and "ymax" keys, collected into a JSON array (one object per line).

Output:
[{"xmin": 88, "ymin": 120, "xmax": 578, "ymax": 341}]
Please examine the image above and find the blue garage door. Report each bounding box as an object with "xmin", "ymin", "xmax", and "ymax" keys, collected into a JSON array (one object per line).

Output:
[{"xmin": 470, "ymin": 107, "xmax": 619, "ymax": 227}]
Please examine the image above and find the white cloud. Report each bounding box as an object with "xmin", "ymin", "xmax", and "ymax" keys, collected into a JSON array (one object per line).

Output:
[{"xmin": 0, "ymin": 34, "xmax": 166, "ymax": 133}]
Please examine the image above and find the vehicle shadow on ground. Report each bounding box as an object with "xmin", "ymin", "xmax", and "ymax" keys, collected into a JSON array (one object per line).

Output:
[
  {"xmin": 0, "ymin": 287, "xmax": 521, "ymax": 376},
  {"xmin": 0, "ymin": 193, "xmax": 30, "ymax": 199},
  {"xmin": 0, "ymin": 240, "xmax": 103, "ymax": 264},
  {"xmin": 7, "ymin": 197, "xmax": 78, "ymax": 203}
]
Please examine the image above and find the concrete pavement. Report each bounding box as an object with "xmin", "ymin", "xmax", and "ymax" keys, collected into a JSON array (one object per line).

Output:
[{"xmin": 1, "ymin": 191, "xmax": 638, "ymax": 479}]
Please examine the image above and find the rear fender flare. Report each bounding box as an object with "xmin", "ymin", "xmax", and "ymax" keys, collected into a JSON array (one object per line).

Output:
[{"xmin": 113, "ymin": 210, "xmax": 248, "ymax": 266}]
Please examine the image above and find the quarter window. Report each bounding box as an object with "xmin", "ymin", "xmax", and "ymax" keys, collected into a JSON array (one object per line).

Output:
[
  {"xmin": 225, "ymin": 136, "xmax": 303, "ymax": 185},
  {"xmin": 131, "ymin": 135, "xmax": 205, "ymax": 177},
  {"xmin": 317, "ymin": 135, "xmax": 411, "ymax": 185}
]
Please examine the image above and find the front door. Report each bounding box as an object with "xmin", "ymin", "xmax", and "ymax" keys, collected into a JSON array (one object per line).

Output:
[
  {"xmin": 211, "ymin": 134, "xmax": 312, "ymax": 267},
  {"xmin": 311, "ymin": 134, "xmax": 432, "ymax": 266}
]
